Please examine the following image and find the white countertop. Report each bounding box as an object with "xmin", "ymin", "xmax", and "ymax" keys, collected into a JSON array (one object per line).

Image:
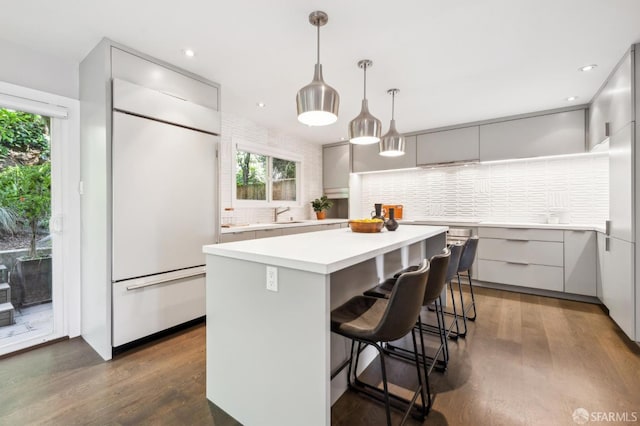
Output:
[
  {"xmin": 220, "ymin": 218, "xmax": 348, "ymax": 234},
  {"xmin": 204, "ymin": 224, "xmax": 448, "ymax": 274},
  {"xmin": 399, "ymin": 219, "xmax": 606, "ymax": 233}
]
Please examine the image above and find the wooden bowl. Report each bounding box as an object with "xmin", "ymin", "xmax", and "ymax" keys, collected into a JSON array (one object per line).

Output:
[{"xmin": 348, "ymin": 220, "xmax": 384, "ymax": 233}]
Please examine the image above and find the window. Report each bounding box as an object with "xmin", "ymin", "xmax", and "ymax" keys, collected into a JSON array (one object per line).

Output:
[{"xmin": 234, "ymin": 143, "xmax": 301, "ymax": 206}]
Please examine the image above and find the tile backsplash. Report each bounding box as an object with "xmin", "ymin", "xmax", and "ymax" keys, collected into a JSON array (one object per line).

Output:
[
  {"xmin": 219, "ymin": 112, "xmax": 323, "ymax": 225},
  {"xmin": 358, "ymin": 153, "xmax": 609, "ymax": 224}
]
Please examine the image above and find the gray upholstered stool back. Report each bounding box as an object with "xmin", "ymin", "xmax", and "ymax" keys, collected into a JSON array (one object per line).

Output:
[
  {"xmin": 373, "ymin": 259, "xmax": 430, "ymax": 342},
  {"xmin": 446, "ymin": 242, "xmax": 464, "ymax": 282},
  {"xmin": 457, "ymin": 236, "xmax": 479, "ymax": 273},
  {"xmin": 423, "ymin": 248, "xmax": 451, "ymax": 306}
]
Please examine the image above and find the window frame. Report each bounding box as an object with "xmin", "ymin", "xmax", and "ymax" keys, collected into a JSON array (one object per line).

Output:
[{"xmin": 232, "ymin": 142, "xmax": 302, "ymax": 208}]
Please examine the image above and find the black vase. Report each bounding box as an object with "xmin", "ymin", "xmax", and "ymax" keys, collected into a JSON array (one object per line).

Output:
[
  {"xmin": 385, "ymin": 208, "xmax": 399, "ymax": 231},
  {"xmin": 371, "ymin": 203, "xmax": 385, "ymax": 221}
]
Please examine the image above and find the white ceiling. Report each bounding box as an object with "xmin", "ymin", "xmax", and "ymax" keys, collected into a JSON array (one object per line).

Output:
[{"xmin": 2, "ymin": 1, "xmax": 640, "ymax": 144}]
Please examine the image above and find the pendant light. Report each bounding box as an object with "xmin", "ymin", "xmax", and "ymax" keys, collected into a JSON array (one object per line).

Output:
[
  {"xmin": 296, "ymin": 11, "xmax": 340, "ymax": 126},
  {"xmin": 379, "ymin": 89, "xmax": 405, "ymax": 157},
  {"xmin": 349, "ymin": 60, "xmax": 382, "ymax": 144}
]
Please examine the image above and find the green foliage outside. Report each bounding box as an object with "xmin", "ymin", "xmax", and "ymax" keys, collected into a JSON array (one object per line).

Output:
[
  {"xmin": 0, "ymin": 109, "xmax": 50, "ymax": 161},
  {"xmin": 236, "ymin": 151, "xmax": 266, "ymax": 186},
  {"xmin": 0, "ymin": 108, "xmax": 51, "ymax": 256},
  {"xmin": 0, "ymin": 163, "xmax": 51, "ymax": 258}
]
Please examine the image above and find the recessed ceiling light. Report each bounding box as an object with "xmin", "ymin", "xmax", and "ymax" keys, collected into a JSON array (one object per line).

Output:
[
  {"xmin": 566, "ymin": 96, "xmax": 579, "ymax": 101},
  {"xmin": 183, "ymin": 49, "xmax": 195, "ymax": 57},
  {"xmin": 579, "ymin": 64, "xmax": 597, "ymax": 72},
  {"xmin": 340, "ymin": 137, "xmax": 346, "ymax": 141},
  {"xmin": 256, "ymin": 102, "xmax": 266, "ymax": 108}
]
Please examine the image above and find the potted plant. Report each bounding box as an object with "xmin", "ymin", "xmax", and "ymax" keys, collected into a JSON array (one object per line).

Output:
[
  {"xmin": 311, "ymin": 195, "xmax": 333, "ymax": 220},
  {"xmin": 0, "ymin": 163, "xmax": 51, "ymax": 307}
]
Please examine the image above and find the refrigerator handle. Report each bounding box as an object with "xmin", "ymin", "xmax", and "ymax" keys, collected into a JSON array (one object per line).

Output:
[
  {"xmin": 605, "ymin": 220, "xmax": 611, "ymax": 236},
  {"xmin": 124, "ymin": 266, "xmax": 206, "ymax": 291}
]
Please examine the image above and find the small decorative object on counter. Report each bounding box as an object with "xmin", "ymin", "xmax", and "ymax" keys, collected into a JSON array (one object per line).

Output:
[
  {"xmin": 371, "ymin": 203, "xmax": 386, "ymax": 221},
  {"xmin": 311, "ymin": 195, "xmax": 333, "ymax": 220},
  {"xmin": 385, "ymin": 208, "xmax": 399, "ymax": 231}
]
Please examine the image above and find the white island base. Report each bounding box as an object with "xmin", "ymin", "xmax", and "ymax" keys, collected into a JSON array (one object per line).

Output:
[{"xmin": 203, "ymin": 225, "xmax": 447, "ymax": 426}]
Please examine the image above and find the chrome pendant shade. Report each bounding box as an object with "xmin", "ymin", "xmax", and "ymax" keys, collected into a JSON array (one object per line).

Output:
[
  {"xmin": 379, "ymin": 89, "xmax": 405, "ymax": 157},
  {"xmin": 349, "ymin": 60, "xmax": 381, "ymax": 144},
  {"xmin": 296, "ymin": 11, "xmax": 339, "ymax": 126}
]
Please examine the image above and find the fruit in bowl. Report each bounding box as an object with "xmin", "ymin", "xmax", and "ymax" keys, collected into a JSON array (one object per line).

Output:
[{"xmin": 348, "ymin": 218, "xmax": 384, "ymax": 233}]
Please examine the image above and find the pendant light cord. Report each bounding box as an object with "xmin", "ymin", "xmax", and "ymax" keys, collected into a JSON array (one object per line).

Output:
[
  {"xmin": 363, "ymin": 64, "xmax": 368, "ymax": 100},
  {"xmin": 391, "ymin": 91, "xmax": 395, "ymax": 119},
  {"xmin": 316, "ymin": 23, "xmax": 320, "ymax": 65}
]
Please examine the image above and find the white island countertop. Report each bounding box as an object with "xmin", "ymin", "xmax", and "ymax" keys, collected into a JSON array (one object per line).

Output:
[{"xmin": 204, "ymin": 224, "xmax": 448, "ymax": 275}]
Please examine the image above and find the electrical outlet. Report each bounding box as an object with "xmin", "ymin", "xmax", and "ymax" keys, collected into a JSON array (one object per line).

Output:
[{"xmin": 266, "ymin": 266, "xmax": 278, "ymax": 292}]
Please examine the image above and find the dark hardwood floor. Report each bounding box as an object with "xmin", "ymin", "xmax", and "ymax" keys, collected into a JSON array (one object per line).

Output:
[{"xmin": 1, "ymin": 286, "xmax": 639, "ymax": 425}]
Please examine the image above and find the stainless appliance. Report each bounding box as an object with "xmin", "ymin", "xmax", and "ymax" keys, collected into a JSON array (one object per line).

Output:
[
  {"xmin": 111, "ymin": 79, "xmax": 219, "ymax": 347},
  {"xmin": 447, "ymin": 227, "xmax": 472, "ymax": 245}
]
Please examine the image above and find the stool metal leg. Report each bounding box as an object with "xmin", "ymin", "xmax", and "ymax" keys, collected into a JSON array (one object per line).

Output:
[
  {"xmin": 455, "ymin": 275, "xmax": 468, "ymax": 338},
  {"xmin": 447, "ymin": 281, "xmax": 461, "ymax": 340},
  {"xmin": 462, "ymin": 271, "xmax": 477, "ymax": 321}
]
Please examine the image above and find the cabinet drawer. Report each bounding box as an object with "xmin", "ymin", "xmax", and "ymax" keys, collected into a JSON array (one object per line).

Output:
[
  {"xmin": 478, "ymin": 227, "xmax": 563, "ymax": 242},
  {"xmin": 477, "ymin": 259, "xmax": 563, "ymax": 292},
  {"xmin": 220, "ymin": 231, "xmax": 255, "ymax": 243},
  {"xmin": 478, "ymin": 239, "xmax": 563, "ymax": 266},
  {"xmin": 113, "ymin": 271, "xmax": 205, "ymax": 347},
  {"xmin": 255, "ymin": 228, "xmax": 283, "ymax": 239}
]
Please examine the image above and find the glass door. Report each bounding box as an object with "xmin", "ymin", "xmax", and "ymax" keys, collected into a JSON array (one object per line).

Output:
[
  {"xmin": 0, "ymin": 107, "xmax": 54, "ymax": 354},
  {"xmin": 0, "ymin": 82, "xmax": 80, "ymax": 357}
]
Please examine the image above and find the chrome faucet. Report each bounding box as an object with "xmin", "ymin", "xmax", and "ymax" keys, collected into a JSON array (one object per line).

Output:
[{"xmin": 274, "ymin": 207, "xmax": 291, "ymax": 222}]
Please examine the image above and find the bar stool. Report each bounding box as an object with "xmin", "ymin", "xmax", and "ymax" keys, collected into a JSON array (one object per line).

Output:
[
  {"xmin": 331, "ymin": 260, "xmax": 431, "ymax": 425},
  {"xmin": 443, "ymin": 242, "xmax": 465, "ymax": 339},
  {"xmin": 457, "ymin": 236, "xmax": 479, "ymax": 322},
  {"xmin": 364, "ymin": 249, "xmax": 451, "ymax": 372}
]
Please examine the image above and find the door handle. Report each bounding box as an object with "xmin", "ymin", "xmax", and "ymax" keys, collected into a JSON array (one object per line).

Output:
[
  {"xmin": 506, "ymin": 261, "xmax": 529, "ymax": 266},
  {"xmin": 605, "ymin": 122, "xmax": 610, "ymax": 137},
  {"xmin": 605, "ymin": 237, "xmax": 610, "ymax": 252},
  {"xmin": 605, "ymin": 220, "xmax": 611, "ymax": 236}
]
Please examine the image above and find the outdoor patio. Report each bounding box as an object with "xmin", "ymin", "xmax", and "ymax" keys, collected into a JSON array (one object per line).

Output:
[{"xmin": 0, "ymin": 302, "xmax": 52, "ymax": 347}]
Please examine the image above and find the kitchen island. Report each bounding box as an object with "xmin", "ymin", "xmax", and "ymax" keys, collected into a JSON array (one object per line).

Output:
[{"xmin": 203, "ymin": 225, "xmax": 447, "ymax": 426}]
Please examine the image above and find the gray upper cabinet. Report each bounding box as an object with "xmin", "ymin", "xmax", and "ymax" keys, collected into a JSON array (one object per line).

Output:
[
  {"xmin": 588, "ymin": 51, "xmax": 633, "ymax": 150},
  {"xmin": 323, "ymin": 143, "xmax": 350, "ymax": 190},
  {"xmin": 416, "ymin": 126, "xmax": 479, "ymax": 165},
  {"xmin": 479, "ymin": 109, "xmax": 586, "ymax": 161},
  {"xmin": 352, "ymin": 135, "xmax": 417, "ymax": 173}
]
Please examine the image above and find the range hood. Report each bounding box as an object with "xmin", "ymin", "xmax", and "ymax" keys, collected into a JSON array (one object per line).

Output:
[{"xmin": 324, "ymin": 187, "xmax": 349, "ymax": 199}]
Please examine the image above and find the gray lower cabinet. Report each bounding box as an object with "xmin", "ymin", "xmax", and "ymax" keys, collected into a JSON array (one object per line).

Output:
[
  {"xmin": 477, "ymin": 227, "xmax": 564, "ymax": 292},
  {"xmin": 220, "ymin": 223, "xmax": 345, "ymax": 241},
  {"xmin": 416, "ymin": 126, "xmax": 479, "ymax": 165},
  {"xmin": 479, "ymin": 109, "xmax": 586, "ymax": 161},
  {"xmin": 563, "ymin": 230, "xmax": 596, "ymax": 296},
  {"xmin": 255, "ymin": 229, "xmax": 283, "ymax": 239},
  {"xmin": 219, "ymin": 231, "xmax": 256, "ymax": 243},
  {"xmin": 476, "ymin": 227, "xmax": 599, "ymax": 296},
  {"xmin": 352, "ymin": 136, "xmax": 417, "ymax": 173}
]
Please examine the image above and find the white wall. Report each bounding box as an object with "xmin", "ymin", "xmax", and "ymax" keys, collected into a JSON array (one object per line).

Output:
[
  {"xmin": 0, "ymin": 38, "xmax": 78, "ymax": 99},
  {"xmin": 219, "ymin": 112, "xmax": 323, "ymax": 225},
  {"xmin": 358, "ymin": 153, "xmax": 609, "ymax": 225}
]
